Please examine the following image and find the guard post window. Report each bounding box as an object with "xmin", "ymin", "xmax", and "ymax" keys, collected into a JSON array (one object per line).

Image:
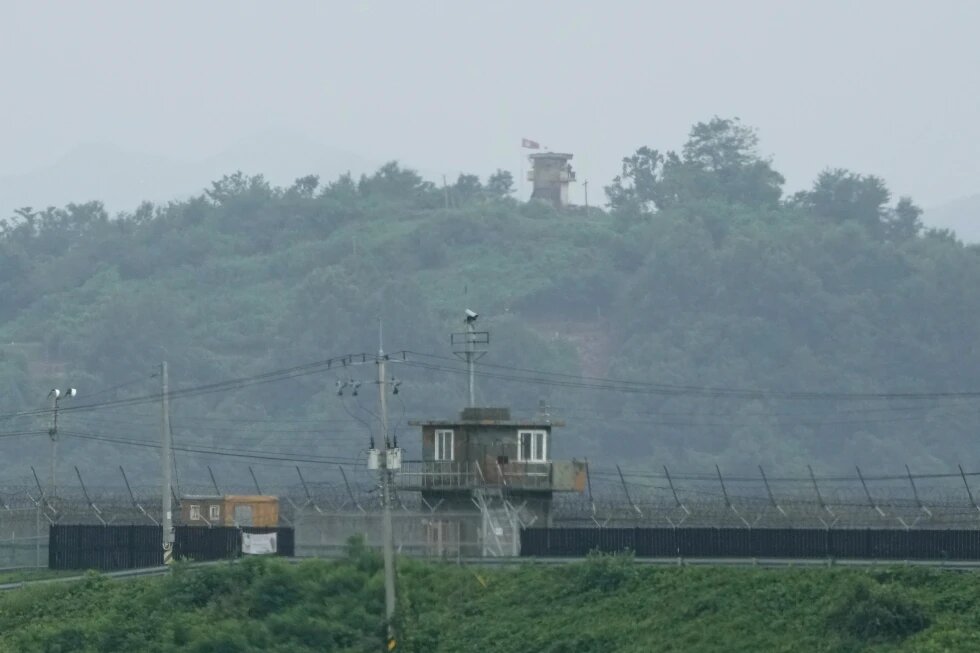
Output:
[
  {"xmin": 517, "ymin": 430, "xmax": 547, "ymax": 462},
  {"xmin": 190, "ymin": 505, "xmax": 201, "ymax": 521},
  {"xmin": 435, "ymin": 429, "xmax": 454, "ymax": 461},
  {"xmin": 209, "ymin": 505, "xmax": 220, "ymax": 521}
]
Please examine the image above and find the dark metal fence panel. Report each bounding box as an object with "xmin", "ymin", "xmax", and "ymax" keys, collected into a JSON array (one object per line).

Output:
[
  {"xmin": 827, "ymin": 529, "xmax": 868, "ymax": 558},
  {"xmin": 268, "ymin": 527, "xmax": 294, "ymax": 557},
  {"xmin": 49, "ymin": 524, "xmax": 162, "ymax": 571},
  {"xmin": 174, "ymin": 526, "xmax": 295, "ymax": 561},
  {"xmin": 49, "ymin": 525, "xmax": 294, "ymax": 570},
  {"xmin": 174, "ymin": 526, "xmax": 240, "ymax": 561},
  {"xmin": 521, "ymin": 527, "xmax": 980, "ymax": 560}
]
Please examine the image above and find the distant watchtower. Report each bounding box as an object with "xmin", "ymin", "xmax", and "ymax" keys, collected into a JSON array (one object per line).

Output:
[{"xmin": 527, "ymin": 152, "xmax": 575, "ymax": 207}]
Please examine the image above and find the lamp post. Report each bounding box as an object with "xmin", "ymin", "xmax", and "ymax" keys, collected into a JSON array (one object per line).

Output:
[{"xmin": 47, "ymin": 387, "xmax": 76, "ymax": 497}]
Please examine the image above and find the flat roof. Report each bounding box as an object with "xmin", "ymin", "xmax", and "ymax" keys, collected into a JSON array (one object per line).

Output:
[
  {"xmin": 409, "ymin": 419, "xmax": 564, "ymax": 428},
  {"xmin": 528, "ymin": 152, "xmax": 573, "ymax": 159},
  {"xmin": 180, "ymin": 495, "xmax": 278, "ymax": 501}
]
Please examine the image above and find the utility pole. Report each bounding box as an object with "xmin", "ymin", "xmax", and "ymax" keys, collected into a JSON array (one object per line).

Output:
[
  {"xmin": 583, "ymin": 180, "xmax": 589, "ymax": 213},
  {"xmin": 49, "ymin": 394, "xmax": 58, "ymax": 498},
  {"xmin": 377, "ymin": 323, "xmax": 397, "ymax": 650},
  {"xmin": 466, "ymin": 318, "xmax": 476, "ymax": 407},
  {"xmin": 161, "ymin": 362, "xmax": 174, "ymax": 564},
  {"xmin": 47, "ymin": 387, "xmax": 76, "ymax": 497}
]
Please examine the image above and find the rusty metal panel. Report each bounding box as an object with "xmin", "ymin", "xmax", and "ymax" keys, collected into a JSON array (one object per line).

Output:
[
  {"xmin": 222, "ymin": 496, "xmax": 279, "ymax": 527},
  {"xmin": 551, "ymin": 460, "xmax": 587, "ymax": 492}
]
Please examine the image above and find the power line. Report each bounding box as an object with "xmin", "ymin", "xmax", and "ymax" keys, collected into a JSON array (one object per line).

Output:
[
  {"xmin": 5, "ymin": 347, "xmax": 980, "ymax": 431},
  {"xmin": 60, "ymin": 430, "xmax": 364, "ymax": 466},
  {"xmin": 593, "ymin": 466, "xmax": 980, "ymax": 484},
  {"xmin": 67, "ymin": 415, "xmax": 371, "ymax": 438},
  {"xmin": 0, "ymin": 352, "xmax": 395, "ymax": 422},
  {"xmin": 404, "ymin": 351, "xmax": 980, "ymax": 401},
  {"xmin": 0, "ymin": 430, "xmax": 49, "ymax": 439},
  {"xmin": 512, "ymin": 399, "xmax": 980, "ymax": 420}
]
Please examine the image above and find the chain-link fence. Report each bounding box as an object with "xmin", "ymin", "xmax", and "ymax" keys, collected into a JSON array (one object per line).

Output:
[
  {"xmin": 0, "ymin": 507, "xmax": 45, "ymax": 568},
  {"xmin": 6, "ymin": 462, "xmax": 980, "ymax": 565}
]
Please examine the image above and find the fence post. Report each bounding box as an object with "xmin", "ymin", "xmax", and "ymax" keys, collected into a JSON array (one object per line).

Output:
[
  {"xmin": 207, "ymin": 466, "xmax": 221, "ymax": 496},
  {"xmin": 249, "ymin": 466, "xmax": 263, "ymax": 495},
  {"xmin": 958, "ymin": 464, "xmax": 980, "ymax": 515},
  {"xmin": 35, "ymin": 496, "xmax": 40, "ymax": 568},
  {"xmin": 616, "ymin": 465, "xmax": 642, "ymax": 519},
  {"xmin": 338, "ymin": 465, "xmax": 364, "ymax": 513},
  {"xmin": 717, "ymin": 464, "xmax": 750, "ymax": 528},
  {"xmin": 31, "ymin": 466, "xmax": 55, "ymax": 523},
  {"xmin": 295, "ymin": 466, "xmax": 318, "ymax": 513},
  {"xmin": 807, "ymin": 464, "xmax": 837, "ymax": 528},
  {"xmin": 74, "ymin": 467, "xmax": 106, "ymax": 525},
  {"xmin": 855, "ymin": 466, "xmax": 886, "ymax": 518},
  {"xmin": 585, "ymin": 459, "xmax": 597, "ymax": 522},
  {"xmin": 120, "ymin": 466, "xmax": 159, "ymax": 526},
  {"xmin": 662, "ymin": 466, "xmax": 690, "ymax": 526},
  {"xmin": 759, "ymin": 465, "xmax": 787, "ymax": 518},
  {"xmin": 905, "ymin": 464, "xmax": 931, "ymax": 519}
]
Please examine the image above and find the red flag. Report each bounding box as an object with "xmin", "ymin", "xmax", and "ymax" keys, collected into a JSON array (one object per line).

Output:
[{"xmin": 521, "ymin": 138, "xmax": 540, "ymax": 149}]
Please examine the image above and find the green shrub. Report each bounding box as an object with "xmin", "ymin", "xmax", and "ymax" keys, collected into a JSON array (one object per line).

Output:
[
  {"xmin": 579, "ymin": 550, "xmax": 637, "ymax": 593},
  {"xmin": 829, "ymin": 581, "xmax": 929, "ymax": 644}
]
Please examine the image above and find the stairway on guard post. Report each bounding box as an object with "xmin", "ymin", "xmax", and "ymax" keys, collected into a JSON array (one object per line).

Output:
[{"xmin": 472, "ymin": 487, "xmax": 535, "ymax": 557}]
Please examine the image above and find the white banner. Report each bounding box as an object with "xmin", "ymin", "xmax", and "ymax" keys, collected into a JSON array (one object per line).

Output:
[{"xmin": 242, "ymin": 532, "xmax": 278, "ymax": 555}]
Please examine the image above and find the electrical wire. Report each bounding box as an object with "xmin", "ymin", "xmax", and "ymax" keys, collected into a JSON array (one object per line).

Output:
[
  {"xmin": 404, "ymin": 351, "xmax": 980, "ymax": 402},
  {"xmin": 0, "ymin": 351, "xmax": 396, "ymax": 422},
  {"xmin": 591, "ymin": 466, "xmax": 980, "ymax": 484},
  {"xmin": 60, "ymin": 430, "xmax": 364, "ymax": 466}
]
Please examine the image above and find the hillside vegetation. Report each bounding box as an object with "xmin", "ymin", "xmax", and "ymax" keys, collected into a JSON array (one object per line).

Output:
[
  {"xmin": 3, "ymin": 550, "xmax": 980, "ymax": 652},
  {"xmin": 1, "ymin": 117, "xmax": 979, "ymax": 482}
]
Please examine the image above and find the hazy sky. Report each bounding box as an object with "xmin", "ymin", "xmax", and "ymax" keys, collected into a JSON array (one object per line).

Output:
[{"xmin": 2, "ymin": 0, "xmax": 979, "ymax": 208}]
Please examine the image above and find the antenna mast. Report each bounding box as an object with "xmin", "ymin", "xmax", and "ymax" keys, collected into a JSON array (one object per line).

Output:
[{"xmin": 453, "ymin": 309, "xmax": 489, "ymax": 407}]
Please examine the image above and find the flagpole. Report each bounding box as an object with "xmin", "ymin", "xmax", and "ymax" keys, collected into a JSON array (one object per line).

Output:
[{"xmin": 519, "ymin": 147, "xmax": 524, "ymax": 199}]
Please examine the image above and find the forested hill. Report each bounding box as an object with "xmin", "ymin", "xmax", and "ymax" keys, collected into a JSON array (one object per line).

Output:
[{"xmin": 1, "ymin": 117, "xmax": 979, "ymax": 483}]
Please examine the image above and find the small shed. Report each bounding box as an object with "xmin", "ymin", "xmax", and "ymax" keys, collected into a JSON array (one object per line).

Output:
[{"xmin": 180, "ymin": 495, "xmax": 279, "ymax": 527}]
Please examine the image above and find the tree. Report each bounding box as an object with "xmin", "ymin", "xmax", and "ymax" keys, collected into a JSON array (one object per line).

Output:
[
  {"xmin": 357, "ymin": 161, "xmax": 435, "ymax": 203},
  {"xmin": 486, "ymin": 170, "xmax": 515, "ymax": 198},
  {"xmin": 205, "ymin": 172, "xmax": 273, "ymax": 206},
  {"xmin": 680, "ymin": 117, "xmax": 784, "ymax": 208},
  {"xmin": 797, "ymin": 169, "xmax": 892, "ymax": 235},
  {"xmin": 887, "ymin": 197, "xmax": 923, "ymax": 241},
  {"xmin": 452, "ymin": 174, "xmax": 483, "ymax": 205},
  {"xmin": 321, "ymin": 172, "xmax": 358, "ymax": 203},
  {"xmin": 605, "ymin": 118, "xmax": 784, "ymax": 214},
  {"xmin": 604, "ymin": 147, "xmax": 666, "ymax": 214},
  {"xmin": 288, "ymin": 175, "xmax": 320, "ymax": 198}
]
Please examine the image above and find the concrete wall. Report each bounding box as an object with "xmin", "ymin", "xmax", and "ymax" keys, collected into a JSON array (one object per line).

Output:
[{"xmin": 293, "ymin": 507, "xmax": 482, "ymax": 558}]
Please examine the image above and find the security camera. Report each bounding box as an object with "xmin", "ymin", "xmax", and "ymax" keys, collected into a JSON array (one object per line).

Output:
[{"xmin": 464, "ymin": 309, "xmax": 478, "ymax": 322}]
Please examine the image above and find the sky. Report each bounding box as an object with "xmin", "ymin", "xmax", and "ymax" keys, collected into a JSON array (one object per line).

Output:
[{"xmin": 2, "ymin": 0, "xmax": 979, "ymax": 213}]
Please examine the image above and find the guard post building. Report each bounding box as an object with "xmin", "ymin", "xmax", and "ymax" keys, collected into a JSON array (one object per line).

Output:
[{"xmin": 402, "ymin": 407, "xmax": 586, "ymax": 556}]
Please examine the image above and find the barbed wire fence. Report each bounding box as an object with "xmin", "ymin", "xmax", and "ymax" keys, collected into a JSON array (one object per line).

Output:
[{"xmin": 6, "ymin": 461, "xmax": 980, "ymax": 567}]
